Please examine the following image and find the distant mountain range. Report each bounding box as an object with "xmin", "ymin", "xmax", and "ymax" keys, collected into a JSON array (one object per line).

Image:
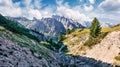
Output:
[
  {"xmin": 101, "ymin": 22, "xmax": 114, "ymax": 28},
  {"xmin": 5, "ymin": 15, "xmax": 115, "ymax": 36},
  {"xmin": 6, "ymin": 15, "xmax": 85, "ymax": 36}
]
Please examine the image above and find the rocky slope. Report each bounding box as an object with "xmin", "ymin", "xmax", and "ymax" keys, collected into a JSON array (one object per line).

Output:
[
  {"xmin": 0, "ymin": 27, "xmax": 113, "ymax": 67},
  {"xmin": 64, "ymin": 29, "xmax": 120, "ymax": 66},
  {"xmin": 85, "ymin": 31, "xmax": 120, "ymax": 64}
]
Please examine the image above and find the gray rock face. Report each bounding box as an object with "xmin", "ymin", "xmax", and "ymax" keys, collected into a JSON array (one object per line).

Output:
[
  {"xmin": 52, "ymin": 15, "xmax": 84, "ymax": 29},
  {"xmin": 0, "ymin": 38, "xmax": 50, "ymax": 67},
  {"xmin": 31, "ymin": 18, "xmax": 66, "ymax": 36},
  {"xmin": 5, "ymin": 16, "xmax": 37, "ymax": 28},
  {"xmin": 5, "ymin": 15, "xmax": 85, "ymax": 36}
]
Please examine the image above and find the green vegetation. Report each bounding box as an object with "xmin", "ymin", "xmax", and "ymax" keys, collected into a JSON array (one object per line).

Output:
[
  {"xmin": 63, "ymin": 28, "xmax": 89, "ymax": 46},
  {"xmin": 84, "ymin": 18, "xmax": 108, "ymax": 47},
  {"xmin": 84, "ymin": 32, "xmax": 108, "ymax": 47},
  {"xmin": 66, "ymin": 28, "xmax": 74, "ymax": 34},
  {"xmin": 47, "ymin": 38, "xmax": 67, "ymax": 52},
  {"xmin": 113, "ymin": 53, "xmax": 120, "ymax": 66},
  {"xmin": 102, "ymin": 24, "xmax": 120, "ymax": 32},
  {"xmin": 66, "ymin": 28, "xmax": 71, "ymax": 34},
  {"xmin": 0, "ymin": 27, "xmax": 54, "ymax": 62},
  {"xmin": 90, "ymin": 17, "xmax": 101, "ymax": 38},
  {"xmin": 40, "ymin": 41, "xmax": 55, "ymax": 51},
  {"xmin": 63, "ymin": 23, "xmax": 120, "ymax": 47},
  {"xmin": 0, "ymin": 26, "xmax": 5, "ymax": 31},
  {"xmin": 58, "ymin": 34, "xmax": 65, "ymax": 42},
  {"xmin": 0, "ymin": 14, "xmax": 39, "ymax": 41},
  {"xmin": 115, "ymin": 56, "xmax": 120, "ymax": 61}
]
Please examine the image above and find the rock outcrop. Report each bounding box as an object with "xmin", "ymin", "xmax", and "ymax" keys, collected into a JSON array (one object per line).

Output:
[
  {"xmin": 0, "ymin": 38, "xmax": 55, "ymax": 67},
  {"xmin": 66, "ymin": 31, "xmax": 120, "ymax": 65},
  {"xmin": 85, "ymin": 31, "xmax": 120, "ymax": 64},
  {"xmin": 31, "ymin": 18, "xmax": 66, "ymax": 36}
]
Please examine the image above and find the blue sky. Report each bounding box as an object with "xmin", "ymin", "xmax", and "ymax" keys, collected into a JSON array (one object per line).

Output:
[{"xmin": 0, "ymin": 0, "xmax": 120, "ymax": 24}]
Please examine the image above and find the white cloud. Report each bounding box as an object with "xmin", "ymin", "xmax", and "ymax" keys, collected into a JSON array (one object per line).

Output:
[
  {"xmin": 84, "ymin": 5, "xmax": 94, "ymax": 12},
  {"xmin": 34, "ymin": 0, "xmax": 41, "ymax": 9},
  {"xmin": 99, "ymin": 0, "xmax": 120, "ymax": 13},
  {"xmin": 0, "ymin": 0, "xmax": 22, "ymax": 17},
  {"xmin": 28, "ymin": 9, "xmax": 42, "ymax": 19},
  {"xmin": 0, "ymin": 0, "xmax": 91, "ymax": 22},
  {"xmin": 56, "ymin": 6, "xmax": 91, "ymax": 22},
  {"xmin": 40, "ymin": 5, "xmax": 54, "ymax": 18},
  {"xmin": 0, "ymin": 0, "xmax": 54, "ymax": 20},
  {"xmin": 55, "ymin": 0, "xmax": 91, "ymax": 22},
  {"xmin": 89, "ymin": 0, "xmax": 95, "ymax": 4}
]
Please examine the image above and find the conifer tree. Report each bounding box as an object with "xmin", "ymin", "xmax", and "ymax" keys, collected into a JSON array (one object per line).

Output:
[{"xmin": 90, "ymin": 17, "xmax": 101, "ymax": 37}]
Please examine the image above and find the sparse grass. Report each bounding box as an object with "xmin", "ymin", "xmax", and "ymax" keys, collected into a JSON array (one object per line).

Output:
[
  {"xmin": 84, "ymin": 32, "xmax": 108, "ymax": 47},
  {"xmin": 113, "ymin": 61, "xmax": 120, "ymax": 66},
  {"xmin": 63, "ymin": 27, "xmax": 114, "ymax": 47},
  {"xmin": 115, "ymin": 55, "xmax": 120, "ymax": 61},
  {"xmin": 40, "ymin": 42, "xmax": 54, "ymax": 50},
  {"xmin": 0, "ymin": 15, "xmax": 39, "ymax": 41},
  {"xmin": 63, "ymin": 28, "xmax": 89, "ymax": 46},
  {"xmin": 102, "ymin": 25, "xmax": 120, "ymax": 32},
  {"xmin": 0, "ymin": 26, "xmax": 5, "ymax": 31},
  {"xmin": 0, "ymin": 29, "xmax": 55, "ymax": 62}
]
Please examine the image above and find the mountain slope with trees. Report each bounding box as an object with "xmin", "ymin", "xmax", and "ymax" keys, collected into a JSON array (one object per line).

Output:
[
  {"xmin": 63, "ymin": 18, "xmax": 120, "ymax": 66},
  {"xmin": 0, "ymin": 14, "xmax": 113, "ymax": 67}
]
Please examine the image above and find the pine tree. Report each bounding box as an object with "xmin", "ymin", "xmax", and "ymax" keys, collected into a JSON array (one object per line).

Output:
[
  {"xmin": 58, "ymin": 34, "xmax": 64, "ymax": 42},
  {"xmin": 90, "ymin": 17, "xmax": 101, "ymax": 38},
  {"xmin": 66, "ymin": 28, "xmax": 71, "ymax": 34}
]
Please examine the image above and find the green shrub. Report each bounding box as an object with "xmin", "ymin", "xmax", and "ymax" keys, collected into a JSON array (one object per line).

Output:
[
  {"xmin": 84, "ymin": 32, "xmax": 108, "ymax": 47},
  {"xmin": 0, "ymin": 26, "xmax": 5, "ymax": 31},
  {"xmin": 30, "ymin": 47, "xmax": 37, "ymax": 54},
  {"xmin": 40, "ymin": 42, "xmax": 54, "ymax": 50},
  {"xmin": 58, "ymin": 34, "xmax": 65, "ymax": 42},
  {"xmin": 115, "ymin": 55, "xmax": 120, "ymax": 61},
  {"xmin": 66, "ymin": 28, "xmax": 74, "ymax": 34},
  {"xmin": 47, "ymin": 38, "xmax": 67, "ymax": 52}
]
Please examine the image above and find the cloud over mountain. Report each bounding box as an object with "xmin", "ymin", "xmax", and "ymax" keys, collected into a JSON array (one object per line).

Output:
[{"xmin": 0, "ymin": 0, "xmax": 120, "ymax": 24}]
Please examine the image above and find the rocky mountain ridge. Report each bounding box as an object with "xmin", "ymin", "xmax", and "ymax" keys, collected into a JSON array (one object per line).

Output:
[{"xmin": 5, "ymin": 15, "xmax": 84, "ymax": 36}]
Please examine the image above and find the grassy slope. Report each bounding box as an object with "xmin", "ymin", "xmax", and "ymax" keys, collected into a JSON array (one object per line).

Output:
[
  {"xmin": 0, "ymin": 22, "xmax": 58, "ymax": 67},
  {"xmin": 63, "ymin": 25, "xmax": 120, "ymax": 46},
  {"xmin": 0, "ymin": 14, "xmax": 39, "ymax": 41},
  {"xmin": 63, "ymin": 28, "xmax": 89, "ymax": 46}
]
